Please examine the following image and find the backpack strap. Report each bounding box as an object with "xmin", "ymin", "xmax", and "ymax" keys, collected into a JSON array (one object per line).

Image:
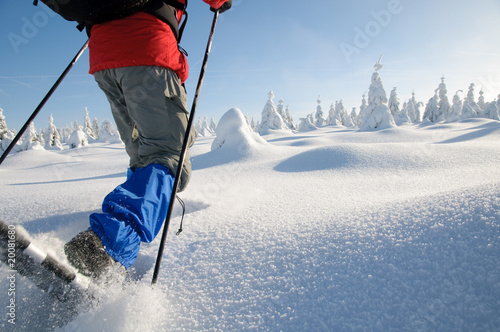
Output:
[{"xmin": 144, "ymin": 0, "xmax": 188, "ymax": 42}]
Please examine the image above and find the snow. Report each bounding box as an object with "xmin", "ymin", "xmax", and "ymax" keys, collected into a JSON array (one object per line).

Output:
[
  {"xmin": 1, "ymin": 117, "xmax": 500, "ymax": 331},
  {"xmin": 211, "ymin": 108, "xmax": 267, "ymax": 154}
]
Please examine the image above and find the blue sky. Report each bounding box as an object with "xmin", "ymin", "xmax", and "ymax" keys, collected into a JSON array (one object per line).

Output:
[{"xmin": 1, "ymin": 0, "xmax": 500, "ymax": 130}]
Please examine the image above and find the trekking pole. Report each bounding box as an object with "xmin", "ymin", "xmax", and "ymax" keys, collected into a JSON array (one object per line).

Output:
[
  {"xmin": 0, "ymin": 39, "xmax": 90, "ymax": 166},
  {"xmin": 152, "ymin": 10, "xmax": 220, "ymax": 285}
]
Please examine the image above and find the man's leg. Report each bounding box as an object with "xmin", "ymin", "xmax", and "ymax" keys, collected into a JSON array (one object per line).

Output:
[{"xmin": 68, "ymin": 66, "xmax": 193, "ymax": 272}]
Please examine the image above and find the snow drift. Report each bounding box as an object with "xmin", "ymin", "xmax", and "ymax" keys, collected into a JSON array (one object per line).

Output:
[{"xmin": 211, "ymin": 107, "xmax": 268, "ymax": 155}]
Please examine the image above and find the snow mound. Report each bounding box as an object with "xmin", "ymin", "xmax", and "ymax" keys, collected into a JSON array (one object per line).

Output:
[
  {"xmin": 211, "ymin": 108, "xmax": 268, "ymax": 155},
  {"xmin": 274, "ymin": 144, "xmax": 434, "ymax": 173}
]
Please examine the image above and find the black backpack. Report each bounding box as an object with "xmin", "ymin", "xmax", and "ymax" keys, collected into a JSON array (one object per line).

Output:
[{"xmin": 34, "ymin": 0, "xmax": 188, "ymax": 41}]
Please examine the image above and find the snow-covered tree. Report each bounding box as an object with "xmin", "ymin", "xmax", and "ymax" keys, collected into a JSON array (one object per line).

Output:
[
  {"xmin": 61, "ymin": 124, "xmax": 72, "ymax": 143},
  {"xmin": 199, "ymin": 117, "xmax": 213, "ymax": 136},
  {"xmin": 93, "ymin": 117, "xmax": 99, "ymax": 140},
  {"xmin": 438, "ymin": 76, "xmax": 451, "ymax": 120},
  {"xmin": 84, "ymin": 107, "xmax": 97, "ymax": 140},
  {"xmin": 98, "ymin": 120, "xmax": 121, "ymax": 143},
  {"xmin": 446, "ymin": 90, "xmax": 463, "ymax": 123},
  {"xmin": 38, "ymin": 128, "xmax": 45, "ymax": 146},
  {"xmin": 210, "ymin": 117, "xmax": 217, "ymax": 132},
  {"xmin": 482, "ymin": 101, "xmax": 500, "ymax": 120},
  {"xmin": 423, "ymin": 90, "xmax": 439, "ymax": 122},
  {"xmin": 69, "ymin": 126, "xmax": 88, "ymax": 149},
  {"xmin": 356, "ymin": 93, "xmax": 368, "ymax": 127},
  {"xmin": 388, "ymin": 87, "xmax": 400, "ymax": 116},
  {"xmin": 350, "ymin": 107, "xmax": 357, "ymax": 126},
  {"xmin": 284, "ymin": 105, "xmax": 295, "ymax": 129},
  {"xmin": 314, "ymin": 96, "xmax": 326, "ymax": 127},
  {"xmin": 461, "ymin": 100, "xmax": 478, "ymax": 119},
  {"xmin": 0, "ymin": 107, "xmax": 13, "ymax": 152},
  {"xmin": 276, "ymin": 99, "xmax": 294, "ymax": 130},
  {"xmin": 396, "ymin": 108, "xmax": 411, "ymax": 125},
  {"xmin": 195, "ymin": 118, "xmax": 202, "ymax": 135},
  {"xmin": 297, "ymin": 116, "xmax": 317, "ymax": 132},
  {"xmin": 327, "ymin": 102, "xmax": 342, "ymax": 126},
  {"xmin": 258, "ymin": 91, "xmax": 290, "ymax": 135},
  {"xmin": 45, "ymin": 114, "xmax": 63, "ymax": 150},
  {"xmin": 20, "ymin": 122, "xmax": 43, "ymax": 151},
  {"xmin": 462, "ymin": 83, "xmax": 480, "ymax": 118},
  {"xmin": 0, "ymin": 107, "xmax": 7, "ymax": 139},
  {"xmin": 477, "ymin": 89, "xmax": 486, "ymax": 111},
  {"xmin": 276, "ymin": 97, "xmax": 294, "ymax": 129},
  {"xmin": 328, "ymin": 100, "xmax": 353, "ymax": 127},
  {"xmin": 424, "ymin": 77, "xmax": 450, "ymax": 122},
  {"xmin": 359, "ymin": 56, "xmax": 396, "ymax": 131},
  {"xmin": 250, "ymin": 117, "xmax": 257, "ymax": 131},
  {"xmin": 406, "ymin": 91, "xmax": 420, "ymax": 123}
]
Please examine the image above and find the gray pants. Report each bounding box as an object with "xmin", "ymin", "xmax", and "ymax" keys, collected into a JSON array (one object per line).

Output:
[{"xmin": 94, "ymin": 66, "xmax": 196, "ymax": 191}]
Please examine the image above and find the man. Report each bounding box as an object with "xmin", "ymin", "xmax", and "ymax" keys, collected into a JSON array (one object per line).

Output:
[{"xmin": 64, "ymin": 0, "xmax": 232, "ymax": 279}]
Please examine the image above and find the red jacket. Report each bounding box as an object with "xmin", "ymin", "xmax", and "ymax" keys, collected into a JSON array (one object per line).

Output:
[{"xmin": 89, "ymin": 0, "xmax": 228, "ymax": 83}]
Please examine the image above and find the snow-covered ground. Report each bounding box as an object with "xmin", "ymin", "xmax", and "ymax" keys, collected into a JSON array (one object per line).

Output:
[{"xmin": 1, "ymin": 117, "xmax": 500, "ymax": 331}]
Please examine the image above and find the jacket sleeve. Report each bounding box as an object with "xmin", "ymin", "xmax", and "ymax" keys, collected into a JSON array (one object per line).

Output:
[{"xmin": 203, "ymin": 0, "xmax": 229, "ymax": 9}]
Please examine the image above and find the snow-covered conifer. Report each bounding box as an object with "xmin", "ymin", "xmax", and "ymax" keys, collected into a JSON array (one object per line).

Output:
[
  {"xmin": 276, "ymin": 97, "xmax": 291, "ymax": 128},
  {"xmin": 84, "ymin": 107, "xmax": 97, "ymax": 140},
  {"xmin": 415, "ymin": 101, "xmax": 423, "ymax": 123},
  {"xmin": 20, "ymin": 122, "xmax": 44, "ymax": 151},
  {"xmin": 250, "ymin": 118, "xmax": 257, "ymax": 131},
  {"xmin": 195, "ymin": 118, "xmax": 202, "ymax": 135},
  {"xmin": 0, "ymin": 107, "xmax": 7, "ymax": 139},
  {"xmin": 69, "ymin": 126, "xmax": 88, "ymax": 149},
  {"xmin": 478, "ymin": 89, "xmax": 486, "ymax": 111},
  {"xmin": 446, "ymin": 90, "xmax": 463, "ymax": 123},
  {"xmin": 284, "ymin": 105, "xmax": 295, "ymax": 129},
  {"xmin": 93, "ymin": 117, "xmax": 99, "ymax": 140},
  {"xmin": 395, "ymin": 108, "xmax": 411, "ymax": 125},
  {"xmin": 258, "ymin": 91, "xmax": 289, "ymax": 135},
  {"xmin": 331, "ymin": 100, "xmax": 354, "ymax": 127},
  {"xmin": 298, "ymin": 116, "xmax": 317, "ymax": 132},
  {"xmin": 45, "ymin": 114, "xmax": 63, "ymax": 150},
  {"xmin": 350, "ymin": 108, "xmax": 359, "ymax": 127},
  {"xmin": 98, "ymin": 120, "xmax": 121, "ymax": 143},
  {"xmin": 210, "ymin": 117, "xmax": 217, "ymax": 132},
  {"xmin": 199, "ymin": 117, "xmax": 213, "ymax": 136},
  {"xmin": 314, "ymin": 96, "xmax": 326, "ymax": 127},
  {"xmin": 327, "ymin": 102, "xmax": 341, "ymax": 126},
  {"xmin": 423, "ymin": 90, "xmax": 440, "ymax": 122},
  {"xmin": 0, "ymin": 107, "xmax": 9, "ymax": 152},
  {"xmin": 356, "ymin": 93, "xmax": 369, "ymax": 127},
  {"xmin": 359, "ymin": 56, "xmax": 396, "ymax": 131},
  {"xmin": 406, "ymin": 91, "xmax": 419, "ymax": 123},
  {"xmin": 438, "ymin": 76, "xmax": 451, "ymax": 120},
  {"xmin": 482, "ymin": 102, "xmax": 500, "ymax": 120},
  {"xmin": 61, "ymin": 124, "xmax": 72, "ymax": 143},
  {"xmin": 388, "ymin": 87, "xmax": 400, "ymax": 116},
  {"xmin": 463, "ymin": 83, "xmax": 480, "ymax": 118}
]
